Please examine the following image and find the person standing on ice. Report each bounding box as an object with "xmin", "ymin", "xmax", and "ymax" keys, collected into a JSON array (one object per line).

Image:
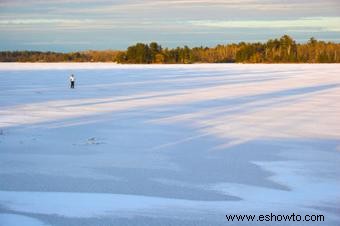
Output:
[{"xmin": 70, "ymin": 74, "xmax": 75, "ymax": 89}]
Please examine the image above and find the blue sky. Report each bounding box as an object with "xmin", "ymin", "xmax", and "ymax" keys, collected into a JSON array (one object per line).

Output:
[{"xmin": 1, "ymin": 0, "xmax": 340, "ymax": 52}]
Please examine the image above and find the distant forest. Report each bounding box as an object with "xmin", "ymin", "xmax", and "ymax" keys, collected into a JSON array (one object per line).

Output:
[{"xmin": 1, "ymin": 35, "xmax": 339, "ymax": 63}]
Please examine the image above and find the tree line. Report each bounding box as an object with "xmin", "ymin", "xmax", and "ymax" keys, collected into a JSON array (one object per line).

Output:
[
  {"xmin": 1, "ymin": 35, "xmax": 339, "ymax": 63},
  {"xmin": 0, "ymin": 50, "xmax": 122, "ymax": 63}
]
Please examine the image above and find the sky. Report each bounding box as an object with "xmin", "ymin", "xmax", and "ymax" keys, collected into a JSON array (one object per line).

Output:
[{"xmin": 0, "ymin": 0, "xmax": 340, "ymax": 52}]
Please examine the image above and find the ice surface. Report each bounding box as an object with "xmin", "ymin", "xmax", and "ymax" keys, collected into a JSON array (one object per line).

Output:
[
  {"xmin": 0, "ymin": 63, "xmax": 339, "ymax": 226},
  {"xmin": 0, "ymin": 214, "xmax": 47, "ymax": 226}
]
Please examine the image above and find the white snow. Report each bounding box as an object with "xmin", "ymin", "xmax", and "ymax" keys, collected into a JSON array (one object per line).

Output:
[{"xmin": 0, "ymin": 63, "xmax": 339, "ymax": 226}]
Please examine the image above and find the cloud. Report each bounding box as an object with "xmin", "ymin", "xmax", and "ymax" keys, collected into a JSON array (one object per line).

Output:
[
  {"xmin": 2, "ymin": 0, "xmax": 339, "ymax": 14},
  {"xmin": 0, "ymin": 0, "xmax": 112, "ymax": 6},
  {"xmin": 26, "ymin": 40, "xmax": 92, "ymax": 45},
  {"xmin": 2, "ymin": 17, "xmax": 339, "ymax": 32},
  {"xmin": 187, "ymin": 17, "xmax": 340, "ymax": 32},
  {"xmin": 0, "ymin": 19, "xmax": 93, "ymax": 25}
]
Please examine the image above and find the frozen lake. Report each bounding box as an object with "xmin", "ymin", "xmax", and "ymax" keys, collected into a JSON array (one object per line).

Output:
[{"xmin": 0, "ymin": 63, "xmax": 339, "ymax": 226}]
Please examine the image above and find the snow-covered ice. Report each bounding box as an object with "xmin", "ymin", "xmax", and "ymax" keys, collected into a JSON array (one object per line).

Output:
[{"xmin": 0, "ymin": 63, "xmax": 339, "ymax": 226}]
